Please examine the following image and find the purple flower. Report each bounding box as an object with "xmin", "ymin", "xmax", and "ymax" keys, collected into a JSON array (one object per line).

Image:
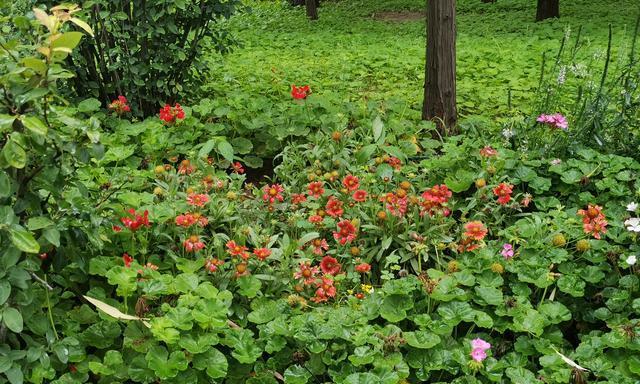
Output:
[{"xmin": 501, "ymin": 243, "xmax": 514, "ymax": 260}]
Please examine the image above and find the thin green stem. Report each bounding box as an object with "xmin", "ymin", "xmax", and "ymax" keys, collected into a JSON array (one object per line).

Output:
[{"xmin": 44, "ymin": 275, "xmax": 59, "ymax": 340}]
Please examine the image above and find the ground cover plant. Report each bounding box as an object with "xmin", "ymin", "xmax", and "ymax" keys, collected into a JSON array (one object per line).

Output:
[{"xmin": 0, "ymin": 1, "xmax": 640, "ymax": 384}]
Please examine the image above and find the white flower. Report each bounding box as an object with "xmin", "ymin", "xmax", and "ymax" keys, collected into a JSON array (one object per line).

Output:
[
  {"xmin": 625, "ymin": 217, "xmax": 640, "ymax": 232},
  {"xmin": 627, "ymin": 202, "xmax": 638, "ymax": 212},
  {"xmin": 502, "ymin": 128, "xmax": 515, "ymax": 139},
  {"xmin": 626, "ymin": 255, "xmax": 637, "ymax": 266},
  {"xmin": 550, "ymin": 159, "xmax": 562, "ymax": 165}
]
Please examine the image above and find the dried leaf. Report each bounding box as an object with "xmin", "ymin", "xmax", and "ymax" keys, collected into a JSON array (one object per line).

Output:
[
  {"xmin": 552, "ymin": 347, "xmax": 589, "ymax": 371},
  {"xmin": 84, "ymin": 295, "xmax": 150, "ymax": 328}
]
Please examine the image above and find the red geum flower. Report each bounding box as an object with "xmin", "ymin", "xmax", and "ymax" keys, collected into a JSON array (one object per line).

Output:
[
  {"xmin": 307, "ymin": 181, "xmax": 325, "ymax": 198},
  {"xmin": 320, "ymin": 255, "xmax": 341, "ymax": 275},
  {"xmin": 463, "ymin": 221, "xmax": 488, "ymax": 241},
  {"xmin": 381, "ymin": 192, "xmax": 408, "ymax": 217},
  {"xmin": 175, "ymin": 213, "xmax": 197, "ymax": 227},
  {"xmin": 479, "ymin": 146, "xmax": 498, "ymax": 157},
  {"xmin": 386, "ymin": 156, "xmax": 402, "ymax": 170},
  {"xmin": 422, "ymin": 184, "xmax": 452, "ymax": 204},
  {"xmin": 108, "ymin": 95, "xmax": 131, "ymax": 115},
  {"xmin": 333, "ymin": 219, "xmax": 357, "ymax": 245},
  {"xmin": 325, "ymin": 196, "xmax": 344, "ymax": 217},
  {"xmin": 231, "ymin": 162, "xmax": 245, "ymax": 174},
  {"xmin": 291, "ymin": 193, "xmax": 307, "ymax": 204},
  {"xmin": 226, "ymin": 240, "xmax": 249, "ymax": 259},
  {"xmin": 205, "ymin": 258, "xmax": 224, "ymax": 273},
  {"xmin": 235, "ymin": 262, "xmax": 249, "ymax": 278},
  {"xmin": 310, "ymin": 238, "xmax": 329, "ymax": 255},
  {"xmin": 253, "ymin": 248, "xmax": 272, "ymax": 261},
  {"xmin": 577, "ymin": 204, "xmax": 605, "ymax": 223},
  {"xmin": 262, "ymin": 184, "xmax": 285, "ymax": 204},
  {"xmin": 342, "ymin": 175, "xmax": 360, "ymax": 191},
  {"xmin": 311, "ymin": 275, "xmax": 336, "ymax": 303},
  {"xmin": 583, "ymin": 217, "xmax": 608, "ymax": 239},
  {"xmin": 123, "ymin": 253, "xmax": 133, "ymax": 268},
  {"xmin": 294, "ymin": 261, "xmax": 320, "ymax": 285},
  {"xmin": 492, "ymin": 183, "xmax": 514, "ymax": 205},
  {"xmin": 308, "ymin": 214, "xmax": 323, "ymax": 224},
  {"xmin": 291, "ymin": 84, "xmax": 311, "ymax": 100},
  {"xmin": 352, "ymin": 189, "xmax": 367, "ymax": 202},
  {"xmin": 355, "ymin": 263, "xmax": 371, "ymax": 273},
  {"xmin": 120, "ymin": 209, "xmax": 151, "ymax": 231},
  {"xmin": 183, "ymin": 235, "xmax": 205, "ymax": 252},
  {"xmin": 186, "ymin": 193, "xmax": 209, "ymax": 207},
  {"xmin": 159, "ymin": 103, "xmax": 185, "ymax": 124},
  {"xmin": 112, "ymin": 225, "xmax": 122, "ymax": 232},
  {"xmin": 177, "ymin": 159, "xmax": 194, "ymax": 175}
]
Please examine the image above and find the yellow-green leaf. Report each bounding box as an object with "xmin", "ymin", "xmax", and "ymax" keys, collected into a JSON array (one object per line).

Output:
[
  {"xmin": 70, "ymin": 17, "xmax": 94, "ymax": 37},
  {"xmin": 51, "ymin": 31, "xmax": 84, "ymax": 52},
  {"xmin": 83, "ymin": 295, "xmax": 151, "ymax": 328},
  {"xmin": 9, "ymin": 227, "xmax": 39, "ymax": 253},
  {"xmin": 21, "ymin": 116, "xmax": 48, "ymax": 136}
]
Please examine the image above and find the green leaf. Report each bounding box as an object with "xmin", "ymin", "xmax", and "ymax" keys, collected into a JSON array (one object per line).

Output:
[
  {"xmin": 404, "ymin": 331, "xmax": 441, "ymax": 349},
  {"xmin": 372, "ymin": 116, "xmax": 385, "ymax": 143},
  {"xmin": 0, "ymin": 281, "xmax": 11, "ymax": 306},
  {"xmin": 231, "ymin": 137, "xmax": 253, "ymax": 154},
  {"xmin": 20, "ymin": 116, "xmax": 47, "ymax": 136},
  {"xmin": 379, "ymin": 294, "xmax": 413, "ymax": 322},
  {"xmin": 0, "ymin": 171, "xmax": 11, "ymax": 197},
  {"xmin": 27, "ymin": 217, "xmax": 54, "ymax": 230},
  {"xmin": 145, "ymin": 346, "xmax": 188, "ymax": 380},
  {"xmin": 192, "ymin": 348, "xmax": 227, "ymax": 379},
  {"xmin": 237, "ymin": 276, "xmax": 262, "ymax": 298},
  {"xmin": 297, "ymin": 232, "xmax": 319, "ymax": 246},
  {"xmin": 0, "ymin": 356, "xmax": 11, "ymax": 374},
  {"xmin": 9, "ymin": 227, "xmax": 39, "ymax": 253},
  {"xmin": 3, "ymin": 307, "xmax": 23, "ymax": 333},
  {"xmin": 51, "ymin": 31, "xmax": 84, "ymax": 52},
  {"xmin": 78, "ymin": 98, "xmax": 102, "ymax": 113},
  {"xmin": 381, "ymin": 145, "xmax": 407, "ymax": 162},
  {"xmin": 217, "ymin": 140, "xmax": 234, "ymax": 162},
  {"xmin": 5, "ymin": 366, "xmax": 23, "ymax": 384},
  {"xmin": 0, "ymin": 114, "xmax": 16, "ymax": 130},
  {"xmin": 283, "ymin": 365, "xmax": 311, "ymax": 384},
  {"xmin": 474, "ymin": 286, "xmax": 504, "ymax": 306},
  {"xmin": 43, "ymin": 227, "xmax": 60, "ymax": 247},
  {"xmin": 2, "ymin": 138, "xmax": 27, "ymax": 169}
]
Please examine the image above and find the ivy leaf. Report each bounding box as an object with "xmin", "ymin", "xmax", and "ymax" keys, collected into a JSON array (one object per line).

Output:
[{"xmin": 3, "ymin": 307, "xmax": 23, "ymax": 333}]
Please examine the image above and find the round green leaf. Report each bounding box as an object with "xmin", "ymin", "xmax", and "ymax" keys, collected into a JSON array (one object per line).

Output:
[{"xmin": 3, "ymin": 307, "xmax": 23, "ymax": 333}]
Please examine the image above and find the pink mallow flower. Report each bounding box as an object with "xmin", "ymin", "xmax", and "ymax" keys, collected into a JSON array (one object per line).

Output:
[
  {"xmin": 501, "ymin": 244, "xmax": 514, "ymax": 260},
  {"xmin": 470, "ymin": 338, "xmax": 491, "ymax": 362},
  {"xmin": 537, "ymin": 113, "xmax": 568, "ymax": 130}
]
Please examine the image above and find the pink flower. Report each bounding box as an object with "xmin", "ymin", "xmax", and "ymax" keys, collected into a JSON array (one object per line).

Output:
[
  {"xmin": 186, "ymin": 193, "xmax": 209, "ymax": 207},
  {"xmin": 352, "ymin": 190, "xmax": 368, "ymax": 202},
  {"xmin": 471, "ymin": 348, "xmax": 487, "ymax": 362},
  {"xmin": 537, "ymin": 113, "xmax": 568, "ymax": 130},
  {"xmin": 501, "ymin": 244, "xmax": 514, "ymax": 260},
  {"xmin": 471, "ymin": 338, "xmax": 491, "ymax": 351}
]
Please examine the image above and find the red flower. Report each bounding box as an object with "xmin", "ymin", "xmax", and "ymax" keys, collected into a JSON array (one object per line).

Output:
[
  {"xmin": 226, "ymin": 240, "xmax": 249, "ymax": 259},
  {"xmin": 309, "ymin": 238, "xmax": 329, "ymax": 255},
  {"xmin": 112, "ymin": 225, "xmax": 122, "ymax": 232},
  {"xmin": 422, "ymin": 184, "xmax": 452, "ymax": 204},
  {"xmin": 291, "ymin": 84, "xmax": 311, "ymax": 100},
  {"xmin": 262, "ymin": 184, "xmax": 285, "ymax": 204},
  {"xmin": 307, "ymin": 181, "xmax": 325, "ymax": 198},
  {"xmin": 479, "ymin": 146, "xmax": 498, "ymax": 157},
  {"xmin": 463, "ymin": 221, "xmax": 488, "ymax": 241},
  {"xmin": 381, "ymin": 192, "xmax": 408, "ymax": 217},
  {"xmin": 355, "ymin": 263, "xmax": 371, "ymax": 273},
  {"xmin": 187, "ymin": 193, "xmax": 209, "ymax": 207},
  {"xmin": 231, "ymin": 162, "xmax": 245, "ymax": 174},
  {"xmin": 352, "ymin": 190, "xmax": 367, "ymax": 202},
  {"xmin": 175, "ymin": 213, "xmax": 197, "ymax": 227},
  {"xmin": 183, "ymin": 235, "xmax": 205, "ymax": 252},
  {"xmin": 120, "ymin": 209, "xmax": 151, "ymax": 231},
  {"xmin": 308, "ymin": 214, "xmax": 323, "ymax": 224},
  {"xmin": 291, "ymin": 193, "xmax": 307, "ymax": 204},
  {"xmin": 159, "ymin": 103, "xmax": 185, "ymax": 124},
  {"xmin": 108, "ymin": 95, "xmax": 131, "ymax": 115},
  {"xmin": 253, "ymin": 248, "xmax": 272, "ymax": 261},
  {"xmin": 178, "ymin": 159, "xmax": 195, "ymax": 175},
  {"xmin": 311, "ymin": 276, "xmax": 336, "ymax": 303},
  {"xmin": 386, "ymin": 156, "xmax": 402, "ymax": 170},
  {"xmin": 492, "ymin": 183, "xmax": 514, "ymax": 205},
  {"xmin": 325, "ymin": 196, "xmax": 344, "ymax": 217},
  {"xmin": 342, "ymin": 175, "xmax": 360, "ymax": 191},
  {"xmin": 205, "ymin": 258, "xmax": 224, "ymax": 272},
  {"xmin": 578, "ymin": 204, "xmax": 607, "ymax": 239},
  {"xmin": 122, "ymin": 253, "xmax": 133, "ymax": 268},
  {"xmin": 333, "ymin": 219, "xmax": 357, "ymax": 245},
  {"xmin": 320, "ymin": 256, "xmax": 341, "ymax": 275},
  {"xmin": 294, "ymin": 262, "xmax": 320, "ymax": 285}
]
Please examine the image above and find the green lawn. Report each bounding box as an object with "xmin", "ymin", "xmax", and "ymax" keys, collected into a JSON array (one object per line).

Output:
[{"xmin": 203, "ymin": 0, "xmax": 639, "ymax": 121}]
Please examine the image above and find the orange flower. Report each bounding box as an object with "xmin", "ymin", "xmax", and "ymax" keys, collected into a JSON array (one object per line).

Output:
[{"xmin": 463, "ymin": 221, "xmax": 488, "ymax": 241}]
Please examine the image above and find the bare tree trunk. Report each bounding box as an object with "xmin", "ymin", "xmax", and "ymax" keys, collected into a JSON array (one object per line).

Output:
[
  {"xmin": 536, "ymin": 0, "xmax": 559, "ymax": 21},
  {"xmin": 423, "ymin": 0, "xmax": 457, "ymax": 135},
  {"xmin": 306, "ymin": 0, "xmax": 318, "ymax": 20}
]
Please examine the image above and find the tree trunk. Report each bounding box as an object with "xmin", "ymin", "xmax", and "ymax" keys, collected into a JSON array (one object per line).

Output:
[
  {"xmin": 306, "ymin": 0, "xmax": 318, "ymax": 20},
  {"xmin": 423, "ymin": 0, "xmax": 457, "ymax": 136},
  {"xmin": 536, "ymin": 0, "xmax": 559, "ymax": 21}
]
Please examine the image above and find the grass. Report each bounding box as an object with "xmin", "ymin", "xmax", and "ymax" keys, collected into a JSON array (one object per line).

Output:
[{"xmin": 202, "ymin": 0, "xmax": 639, "ymax": 122}]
